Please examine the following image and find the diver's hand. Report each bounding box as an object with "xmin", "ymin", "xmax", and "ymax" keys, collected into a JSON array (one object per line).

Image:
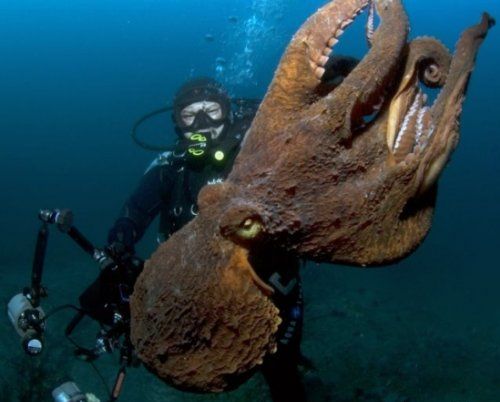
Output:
[
  {"xmin": 107, "ymin": 241, "xmax": 128, "ymax": 259},
  {"xmin": 107, "ymin": 217, "xmax": 137, "ymax": 254},
  {"xmin": 322, "ymin": 55, "xmax": 360, "ymax": 87},
  {"xmin": 102, "ymin": 242, "xmax": 144, "ymax": 288}
]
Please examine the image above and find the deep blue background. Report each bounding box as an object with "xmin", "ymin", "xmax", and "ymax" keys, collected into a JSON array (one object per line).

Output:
[{"xmin": 0, "ymin": 0, "xmax": 499, "ymax": 401}]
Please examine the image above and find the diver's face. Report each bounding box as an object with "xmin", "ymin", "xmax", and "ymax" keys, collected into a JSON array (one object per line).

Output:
[{"xmin": 180, "ymin": 101, "xmax": 225, "ymax": 140}]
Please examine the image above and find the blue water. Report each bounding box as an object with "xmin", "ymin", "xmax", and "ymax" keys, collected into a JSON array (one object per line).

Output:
[{"xmin": 1, "ymin": 0, "xmax": 499, "ymax": 401}]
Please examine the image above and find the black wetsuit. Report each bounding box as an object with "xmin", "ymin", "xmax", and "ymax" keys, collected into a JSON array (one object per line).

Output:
[
  {"xmin": 108, "ymin": 111, "xmax": 306, "ymax": 401},
  {"xmin": 252, "ymin": 248, "xmax": 306, "ymax": 402},
  {"xmin": 115, "ymin": 120, "xmax": 248, "ymax": 244}
]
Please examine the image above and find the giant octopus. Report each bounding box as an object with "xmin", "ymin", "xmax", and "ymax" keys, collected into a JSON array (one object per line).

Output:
[{"xmin": 129, "ymin": 0, "xmax": 494, "ymax": 393}]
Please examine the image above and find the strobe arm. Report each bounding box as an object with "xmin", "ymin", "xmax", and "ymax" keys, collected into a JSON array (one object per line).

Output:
[
  {"xmin": 10, "ymin": 209, "xmax": 137, "ymax": 358},
  {"xmin": 30, "ymin": 222, "xmax": 49, "ymax": 308},
  {"xmin": 39, "ymin": 209, "xmax": 116, "ymax": 270}
]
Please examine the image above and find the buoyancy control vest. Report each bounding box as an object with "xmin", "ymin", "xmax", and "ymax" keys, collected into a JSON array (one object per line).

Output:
[{"xmin": 156, "ymin": 115, "xmax": 251, "ymax": 241}]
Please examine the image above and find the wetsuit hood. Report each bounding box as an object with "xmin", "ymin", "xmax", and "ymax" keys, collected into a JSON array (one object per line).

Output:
[{"xmin": 173, "ymin": 78, "xmax": 232, "ymax": 137}]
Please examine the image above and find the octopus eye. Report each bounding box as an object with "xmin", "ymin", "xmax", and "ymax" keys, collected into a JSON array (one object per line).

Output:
[
  {"xmin": 236, "ymin": 218, "xmax": 263, "ymax": 240},
  {"xmin": 219, "ymin": 204, "xmax": 266, "ymax": 245}
]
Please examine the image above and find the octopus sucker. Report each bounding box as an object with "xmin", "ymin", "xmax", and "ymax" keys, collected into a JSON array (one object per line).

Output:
[
  {"xmin": 318, "ymin": 55, "xmax": 330, "ymax": 66},
  {"xmin": 390, "ymin": 89, "xmax": 437, "ymax": 163},
  {"xmin": 366, "ymin": 0, "xmax": 375, "ymax": 47},
  {"xmin": 415, "ymin": 121, "xmax": 435, "ymax": 153},
  {"xmin": 386, "ymin": 75, "xmax": 418, "ymax": 151},
  {"xmin": 315, "ymin": 66, "xmax": 326, "ymax": 79},
  {"xmin": 327, "ymin": 37, "xmax": 339, "ymax": 48},
  {"xmin": 415, "ymin": 106, "xmax": 433, "ymax": 150},
  {"xmin": 341, "ymin": 19, "xmax": 354, "ymax": 29},
  {"xmin": 307, "ymin": 0, "xmax": 372, "ymax": 80},
  {"xmin": 392, "ymin": 92, "xmax": 421, "ymax": 162}
]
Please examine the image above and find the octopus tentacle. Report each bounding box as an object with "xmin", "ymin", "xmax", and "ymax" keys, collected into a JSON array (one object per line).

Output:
[
  {"xmin": 386, "ymin": 37, "xmax": 452, "ymax": 161},
  {"xmin": 309, "ymin": 0, "xmax": 409, "ymax": 141},
  {"xmin": 416, "ymin": 13, "xmax": 495, "ymax": 194},
  {"xmin": 255, "ymin": 0, "xmax": 370, "ymax": 128}
]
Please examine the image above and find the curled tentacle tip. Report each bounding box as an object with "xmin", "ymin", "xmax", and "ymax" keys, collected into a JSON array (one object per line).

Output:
[
  {"xmin": 487, "ymin": 15, "xmax": 495, "ymax": 28},
  {"xmin": 481, "ymin": 12, "xmax": 495, "ymax": 28}
]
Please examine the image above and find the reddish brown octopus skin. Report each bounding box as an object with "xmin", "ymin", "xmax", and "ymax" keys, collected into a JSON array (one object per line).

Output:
[{"xmin": 130, "ymin": 0, "xmax": 494, "ymax": 392}]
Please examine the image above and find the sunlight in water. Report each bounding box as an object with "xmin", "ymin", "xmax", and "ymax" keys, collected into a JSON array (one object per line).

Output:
[{"xmin": 215, "ymin": 0, "xmax": 284, "ymax": 87}]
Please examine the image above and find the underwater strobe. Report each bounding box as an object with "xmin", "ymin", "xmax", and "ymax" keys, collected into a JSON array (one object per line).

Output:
[
  {"xmin": 7, "ymin": 292, "xmax": 46, "ymax": 356},
  {"xmin": 6, "ymin": 209, "xmax": 63, "ymax": 355},
  {"xmin": 7, "ymin": 209, "xmax": 74, "ymax": 356}
]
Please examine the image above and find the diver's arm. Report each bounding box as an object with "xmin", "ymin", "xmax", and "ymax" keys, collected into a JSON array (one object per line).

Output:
[
  {"xmin": 322, "ymin": 55, "xmax": 360, "ymax": 86},
  {"xmin": 108, "ymin": 163, "xmax": 174, "ymax": 249}
]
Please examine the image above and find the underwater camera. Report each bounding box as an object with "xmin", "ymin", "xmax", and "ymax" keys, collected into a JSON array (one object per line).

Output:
[{"xmin": 6, "ymin": 209, "xmax": 143, "ymax": 401}]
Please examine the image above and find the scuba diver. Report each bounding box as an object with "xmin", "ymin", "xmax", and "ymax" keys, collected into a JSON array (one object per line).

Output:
[
  {"xmin": 107, "ymin": 77, "xmax": 254, "ymax": 248},
  {"xmin": 106, "ymin": 77, "xmax": 309, "ymax": 401}
]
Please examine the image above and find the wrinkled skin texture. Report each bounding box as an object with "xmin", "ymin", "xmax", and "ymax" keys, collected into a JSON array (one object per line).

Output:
[{"xmin": 130, "ymin": 0, "xmax": 493, "ymax": 392}]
